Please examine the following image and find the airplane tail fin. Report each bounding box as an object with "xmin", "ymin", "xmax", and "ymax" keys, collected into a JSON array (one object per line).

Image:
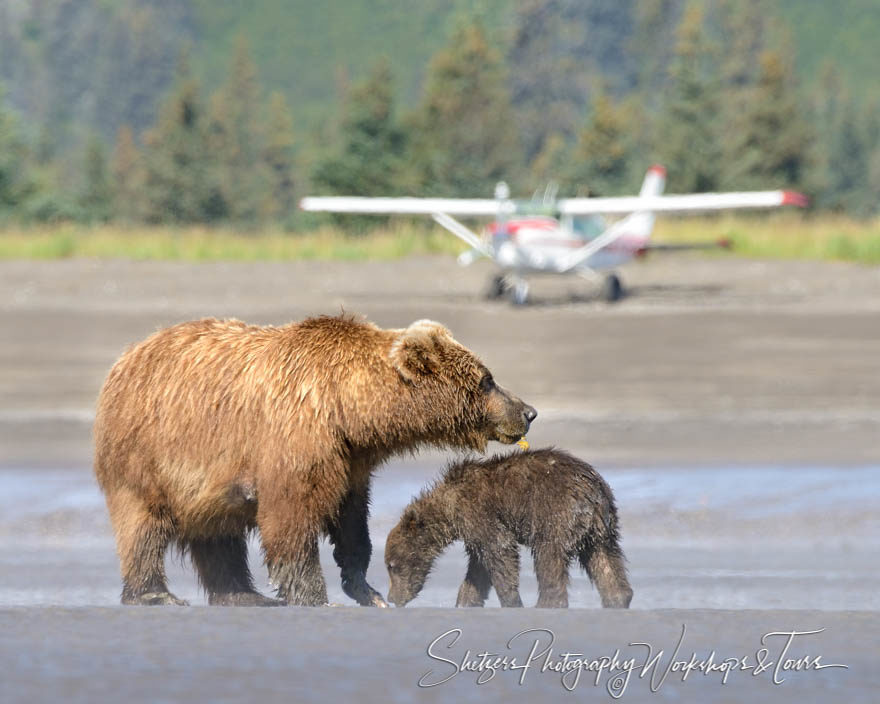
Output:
[
  {"xmin": 620, "ymin": 165, "xmax": 667, "ymax": 246},
  {"xmin": 639, "ymin": 164, "xmax": 666, "ymax": 197}
]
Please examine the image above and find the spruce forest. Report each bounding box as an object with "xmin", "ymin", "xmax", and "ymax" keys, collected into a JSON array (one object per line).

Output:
[{"xmin": 0, "ymin": 0, "xmax": 878, "ymax": 228}]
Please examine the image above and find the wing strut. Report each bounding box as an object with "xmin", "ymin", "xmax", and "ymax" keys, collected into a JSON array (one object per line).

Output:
[{"xmin": 431, "ymin": 213, "xmax": 491, "ymax": 259}]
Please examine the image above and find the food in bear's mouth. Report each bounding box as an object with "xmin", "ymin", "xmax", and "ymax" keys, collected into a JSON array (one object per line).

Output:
[{"xmin": 516, "ymin": 437, "xmax": 529, "ymax": 450}]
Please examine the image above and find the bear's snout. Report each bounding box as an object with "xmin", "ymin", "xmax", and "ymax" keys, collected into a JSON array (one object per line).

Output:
[{"xmin": 485, "ymin": 384, "xmax": 537, "ymax": 443}]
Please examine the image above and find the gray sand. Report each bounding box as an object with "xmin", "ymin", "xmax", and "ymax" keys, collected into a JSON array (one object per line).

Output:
[{"xmin": 0, "ymin": 256, "xmax": 878, "ymax": 702}]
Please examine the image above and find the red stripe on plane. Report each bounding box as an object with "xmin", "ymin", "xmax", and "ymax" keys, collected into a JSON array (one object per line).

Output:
[{"xmin": 782, "ymin": 190, "xmax": 809, "ymax": 207}]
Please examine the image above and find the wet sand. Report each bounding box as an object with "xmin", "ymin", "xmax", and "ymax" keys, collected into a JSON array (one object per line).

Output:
[
  {"xmin": 0, "ymin": 256, "xmax": 878, "ymax": 701},
  {"xmin": 2, "ymin": 256, "xmax": 880, "ymax": 468}
]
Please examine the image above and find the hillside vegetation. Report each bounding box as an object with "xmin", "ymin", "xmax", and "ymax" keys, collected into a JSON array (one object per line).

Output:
[{"xmin": 0, "ymin": 0, "xmax": 878, "ymax": 228}]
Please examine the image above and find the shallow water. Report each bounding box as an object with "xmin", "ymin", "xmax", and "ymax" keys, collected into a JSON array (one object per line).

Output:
[
  {"xmin": 0, "ymin": 462, "xmax": 877, "ymax": 702},
  {"xmin": 1, "ymin": 461, "xmax": 877, "ymax": 610}
]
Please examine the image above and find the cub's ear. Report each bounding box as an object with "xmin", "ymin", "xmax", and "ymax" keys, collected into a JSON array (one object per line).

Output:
[
  {"xmin": 390, "ymin": 319, "xmax": 454, "ymax": 383},
  {"xmin": 402, "ymin": 511, "xmax": 426, "ymax": 532}
]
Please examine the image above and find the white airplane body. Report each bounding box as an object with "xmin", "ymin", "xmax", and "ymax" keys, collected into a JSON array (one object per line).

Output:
[{"xmin": 301, "ymin": 166, "xmax": 807, "ymax": 303}]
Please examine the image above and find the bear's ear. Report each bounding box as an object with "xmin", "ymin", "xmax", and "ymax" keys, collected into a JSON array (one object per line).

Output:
[
  {"xmin": 402, "ymin": 511, "xmax": 426, "ymax": 532},
  {"xmin": 390, "ymin": 319, "xmax": 455, "ymax": 383}
]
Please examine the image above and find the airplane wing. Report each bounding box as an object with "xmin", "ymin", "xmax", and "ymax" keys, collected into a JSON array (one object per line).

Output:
[
  {"xmin": 299, "ymin": 196, "xmax": 512, "ymax": 217},
  {"xmin": 301, "ymin": 190, "xmax": 807, "ymax": 218},
  {"xmin": 557, "ymin": 190, "xmax": 808, "ymax": 215}
]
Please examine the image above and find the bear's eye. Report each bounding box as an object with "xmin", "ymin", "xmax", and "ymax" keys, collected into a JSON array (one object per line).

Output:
[
  {"xmin": 388, "ymin": 562, "xmax": 397, "ymax": 572},
  {"xmin": 479, "ymin": 374, "xmax": 495, "ymax": 393}
]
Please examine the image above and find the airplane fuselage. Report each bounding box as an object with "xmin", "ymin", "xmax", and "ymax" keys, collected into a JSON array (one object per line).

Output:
[{"xmin": 487, "ymin": 216, "xmax": 642, "ymax": 274}]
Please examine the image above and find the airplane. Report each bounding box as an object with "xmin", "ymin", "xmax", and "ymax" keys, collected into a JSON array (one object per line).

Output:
[{"xmin": 300, "ymin": 166, "xmax": 808, "ymax": 304}]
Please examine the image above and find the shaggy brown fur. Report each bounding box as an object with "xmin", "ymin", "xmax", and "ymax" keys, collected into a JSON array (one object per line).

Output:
[
  {"xmin": 94, "ymin": 314, "xmax": 535, "ymax": 607},
  {"xmin": 385, "ymin": 449, "xmax": 632, "ymax": 609}
]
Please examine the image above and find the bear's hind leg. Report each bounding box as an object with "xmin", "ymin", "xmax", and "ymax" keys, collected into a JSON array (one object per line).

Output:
[
  {"xmin": 189, "ymin": 535, "xmax": 284, "ymax": 606},
  {"xmin": 328, "ymin": 474, "xmax": 388, "ymax": 608},
  {"xmin": 482, "ymin": 536, "xmax": 523, "ymax": 607},
  {"xmin": 456, "ymin": 545, "xmax": 492, "ymax": 607},
  {"xmin": 579, "ymin": 543, "xmax": 633, "ymax": 609},
  {"xmin": 108, "ymin": 488, "xmax": 187, "ymax": 606},
  {"xmin": 533, "ymin": 543, "xmax": 570, "ymax": 608}
]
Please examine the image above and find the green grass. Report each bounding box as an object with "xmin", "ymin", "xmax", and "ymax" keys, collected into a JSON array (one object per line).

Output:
[
  {"xmin": 0, "ymin": 224, "xmax": 467, "ymax": 261},
  {"xmin": 1, "ymin": 215, "xmax": 879, "ymax": 264},
  {"xmin": 653, "ymin": 213, "xmax": 880, "ymax": 265}
]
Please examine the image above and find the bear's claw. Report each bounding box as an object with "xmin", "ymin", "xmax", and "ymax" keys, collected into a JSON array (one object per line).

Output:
[
  {"xmin": 209, "ymin": 591, "xmax": 286, "ymax": 607},
  {"xmin": 371, "ymin": 593, "xmax": 390, "ymax": 608},
  {"xmin": 342, "ymin": 577, "xmax": 389, "ymax": 607},
  {"xmin": 125, "ymin": 591, "xmax": 189, "ymax": 606}
]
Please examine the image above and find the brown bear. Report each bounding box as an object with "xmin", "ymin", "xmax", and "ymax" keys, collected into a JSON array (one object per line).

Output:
[
  {"xmin": 385, "ymin": 448, "xmax": 632, "ymax": 608},
  {"xmin": 93, "ymin": 314, "xmax": 536, "ymax": 607}
]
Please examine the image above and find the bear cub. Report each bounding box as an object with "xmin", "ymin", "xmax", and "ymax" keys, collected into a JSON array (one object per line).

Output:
[{"xmin": 385, "ymin": 448, "xmax": 632, "ymax": 608}]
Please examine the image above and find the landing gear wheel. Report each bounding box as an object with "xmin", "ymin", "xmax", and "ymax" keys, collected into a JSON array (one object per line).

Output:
[
  {"xmin": 511, "ymin": 280, "xmax": 529, "ymax": 306},
  {"xmin": 486, "ymin": 274, "xmax": 507, "ymax": 300},
  {"xmin": 601, "ymin": 273, "xmax": 624, "ymax": 303}
]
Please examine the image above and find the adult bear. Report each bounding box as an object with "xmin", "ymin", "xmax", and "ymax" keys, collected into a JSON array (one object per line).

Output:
[{"xmin": 94, "ymin": 315, "xmax": 536, "ymax": 607}]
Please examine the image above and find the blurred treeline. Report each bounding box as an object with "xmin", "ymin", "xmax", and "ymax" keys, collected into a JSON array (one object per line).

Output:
[{"xmin": 0, "ymin": 0, "xmax": 878, "ymax": 227}]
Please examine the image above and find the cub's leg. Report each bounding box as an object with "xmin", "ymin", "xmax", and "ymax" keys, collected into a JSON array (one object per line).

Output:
[
  {"xmin": 533, "ymin": 543, "xmax": 570, "ymax": 608},
  {"xmin": 456, "ymin": 545, "xmax": 492, "ymax": 607},
  {"xmin": 327, "ymin": 472, "xmax": 388, "ymax": 607},
  {"xmin": 107, "ymin": 487, "xmax": 187, "ymax": 606},
  {"xmin": 481, "ymin": 536, "xmax": 523, "ymax": 607},
  {"xmin": 189, "ymin": 534, "xmax": 283, "ymax": 606},
  {"xmin": 579, "ymin": 542, "xmax": 633, "ymax": 609}
]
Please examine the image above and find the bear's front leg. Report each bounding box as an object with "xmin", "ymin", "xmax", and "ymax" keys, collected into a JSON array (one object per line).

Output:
[
  {"xmin": 328, "ymin": 474, "xmax": 388, "ymax": 608},
  {"xmin": 264, "ymin": 531, "xmax": 328, "ymax": 606},
  {"xmin": 456, "ymin": 545, "xmax": 492, "ymax": 607},
  {"xmin": 258, "ymin": 486, "xmax": 329, "ymax": 606}
]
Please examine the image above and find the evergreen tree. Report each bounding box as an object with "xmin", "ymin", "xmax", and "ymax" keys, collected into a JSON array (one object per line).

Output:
[
  {"xmin": 111, "ymin": 125, "xmax": 143, "ymax": 222},
  {"xmin": 716, "ymin": 0, "xmax": 769, "ymax": 91},
  {"xmin": 263, "ymin": 91, "xmax": 296, "ymax": 220},
  {"xmin": 654, "ymin": 4, "xmax": 721, "ymax": 193},
  {"xmin": 78, "ymin": 135, "xmax": 113, "ymax": 221},
  {"xmin": 568, "ymin": 91, "xmax": 637, "ymax": 196},
  {"xmin": 312, "ymin": 58, "xmax": 407, "ymax": 197},
  {"xmin": 410, "ymin": 18, "xmax": 521, "ymax": 196},
  {"xmin": 819, "ymin": 94, "xmax": 877, "ymax": 214},
  {"xmin": 0, "ymin": 90, "xmax": 33, "ymax": 213},
  {"xmin": 141, "ymin": 56, "xmax": 225, "ymax": 223},
  {"xmin": 723, "ymin": 47, "xmax": 813, "ymax": 191},
  {"xmin": 208, "ymin": 35, "xmax": 268, "ymax": 222},
  {"xmin": 529, "ymin": 132, "xmax": 571, "ymax": 192},
  {"xmin": 631, "ymin": 0, "xmax": 682, "ymax": 99},
  {"xmin": 509, "ymin": 0, "xmax": 637, "ymax": 162},
  {"xmin": 864, "ymin": 95, "xmax": 880, "ymax": 214}
]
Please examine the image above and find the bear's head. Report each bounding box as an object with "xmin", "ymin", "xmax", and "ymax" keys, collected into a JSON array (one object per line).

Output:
[
  {"xmin": 385, "ymin": 502, "xmax": 449, "ymax": 606},
  {"xmin": 389, "ymin": 320, "xmax": 536, "ymax": 451}
]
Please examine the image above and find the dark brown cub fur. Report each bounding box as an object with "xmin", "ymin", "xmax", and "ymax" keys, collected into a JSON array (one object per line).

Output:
[{"xmin": 385, "ymin": 448, "xmax": 632, "ymax": 609}]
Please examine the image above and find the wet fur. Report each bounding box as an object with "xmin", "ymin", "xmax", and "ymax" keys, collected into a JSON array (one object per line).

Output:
[
  {"xmin": 94, "ymin": 314, "xmax": 534, "ymax": 606},
  {"xmin": 385, "ymin": 448, "xmax": 633, "ymax": 609}
]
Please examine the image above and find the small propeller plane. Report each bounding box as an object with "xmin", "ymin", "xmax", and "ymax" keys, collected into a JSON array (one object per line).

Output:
[{"xmin": 300, "ymin": 166, "xmax": 808, "ymax": 303}]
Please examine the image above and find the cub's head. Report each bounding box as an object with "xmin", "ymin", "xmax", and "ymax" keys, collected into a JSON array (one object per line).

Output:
[
  {"xmin": 385, "ymin": 505, "xmax": 444, "ymax": 607},
  {"xmin": 389, "ymin": 319, "xmax": 537, "ymax": 451}
]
